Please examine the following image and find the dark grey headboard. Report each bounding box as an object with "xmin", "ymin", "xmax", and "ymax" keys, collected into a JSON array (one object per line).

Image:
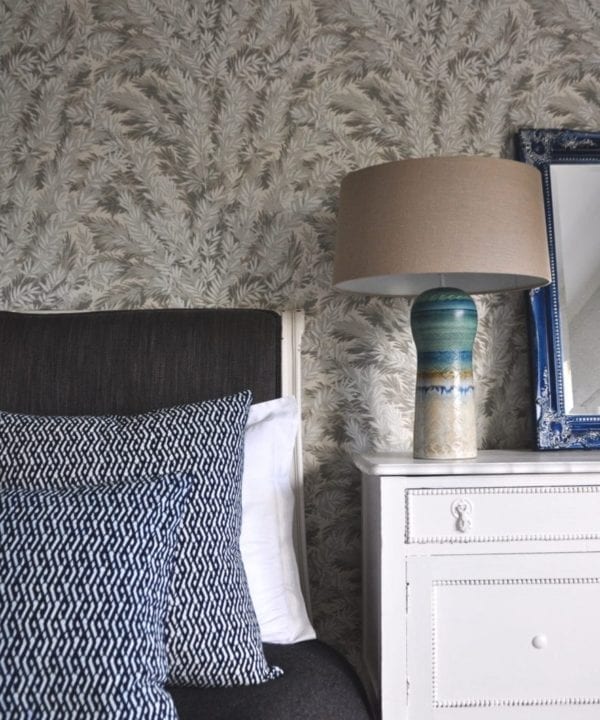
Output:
[{"xmin": 0, "ymin": 309, "xmax": 281, "ymax": 415}]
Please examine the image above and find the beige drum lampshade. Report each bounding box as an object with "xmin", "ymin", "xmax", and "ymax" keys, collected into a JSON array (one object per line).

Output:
[{"xmin": 333, "ymin": 156, "xmax": 551, "ymax": 296}]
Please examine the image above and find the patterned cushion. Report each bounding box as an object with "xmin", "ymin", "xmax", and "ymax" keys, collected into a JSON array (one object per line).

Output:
[
  {"xmin": 0, "ymin": 475, "xmax": 190, "ymax": 718},
  {"xmin": 0, "ymin": 391, "xmax": 282, "ymax": 687}
]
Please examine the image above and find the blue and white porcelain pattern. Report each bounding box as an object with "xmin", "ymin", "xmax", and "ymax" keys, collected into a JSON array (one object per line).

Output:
[
  {"xmin": 0, "ymin": 475, "xmax": 190, "ymax": 718},
  {"xmin": 0, "ymin": 391, "xmax": 282, "ymax": 687}
]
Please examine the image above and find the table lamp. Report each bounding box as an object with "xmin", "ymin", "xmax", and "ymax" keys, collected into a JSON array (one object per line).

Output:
[{"xmin": 333, "ymin": 156, "xmax": 551, "ymax": 460}]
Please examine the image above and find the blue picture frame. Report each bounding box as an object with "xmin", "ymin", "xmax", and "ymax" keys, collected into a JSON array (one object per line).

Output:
[{"xmin": 517, "ymin": 128, "xmax": 600, "ymax": 449}]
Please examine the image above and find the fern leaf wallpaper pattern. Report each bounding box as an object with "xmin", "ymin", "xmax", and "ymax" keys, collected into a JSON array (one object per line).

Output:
[{"xmin": 2, "ymin": 0, "xmax": 600, "ymax": 670}]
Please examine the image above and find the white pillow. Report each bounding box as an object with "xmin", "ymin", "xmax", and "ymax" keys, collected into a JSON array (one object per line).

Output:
[{"xmin": 241, "ymin": 397, "xmax": 316, "ymax": 644}]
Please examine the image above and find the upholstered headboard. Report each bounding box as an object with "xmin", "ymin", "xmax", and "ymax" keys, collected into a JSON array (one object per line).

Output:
[
  {"xmin": 0, "ymin": 307, "xmax": 309, "ymax": 607},
  {"xmin": 0, "ymin": 309, "xmax": 282, "ymax": 414}
]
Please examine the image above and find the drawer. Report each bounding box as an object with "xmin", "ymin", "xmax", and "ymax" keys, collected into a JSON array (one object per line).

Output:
[
  {"xmin": 406, "ymin": 479, "xmax": 600, "ymax": 543},
  {"xmin": 407, "ymin": 553, "xmax": 600, "ymax": 718}
]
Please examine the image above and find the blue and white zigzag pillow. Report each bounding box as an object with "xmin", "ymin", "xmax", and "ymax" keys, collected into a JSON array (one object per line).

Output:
[
  {"xmin": 0, "ymin": 474, "xmax": 190, "ymax": 718},
  {"xmin": 0, "ymin": 390, "xmax": 282, "ymax": 687}
]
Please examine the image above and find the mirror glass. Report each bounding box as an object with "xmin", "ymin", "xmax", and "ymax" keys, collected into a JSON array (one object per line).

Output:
[{"xmin": 551, "ymin": 164, "xmax": 600, "ymax": 414}]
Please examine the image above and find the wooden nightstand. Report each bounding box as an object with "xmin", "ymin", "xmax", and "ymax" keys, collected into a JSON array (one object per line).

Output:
[{"xmin": 359, "ymin": 449, "xmax": 600, "ymax": 720}]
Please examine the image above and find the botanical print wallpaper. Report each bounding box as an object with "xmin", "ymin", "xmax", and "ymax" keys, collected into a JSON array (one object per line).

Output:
[{"xmin": 2, "ymin": 0, "xmax": 600, "ymax": 671}]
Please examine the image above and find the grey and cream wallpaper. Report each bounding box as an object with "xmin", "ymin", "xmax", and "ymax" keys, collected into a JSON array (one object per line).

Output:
[{"xmin": 2, "ymin": 0, "xmax": 600, "ymax": 670}]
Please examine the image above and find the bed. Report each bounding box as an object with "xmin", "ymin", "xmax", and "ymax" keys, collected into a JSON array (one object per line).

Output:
[{"xmin": 0, "ymin": 308, "xmax": 371, "ymax": 719}]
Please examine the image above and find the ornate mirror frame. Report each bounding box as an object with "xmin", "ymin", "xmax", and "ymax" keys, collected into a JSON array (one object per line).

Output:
[{"xmin": 517, "ymin": 128, "xmax": 600, "ymax": 449}]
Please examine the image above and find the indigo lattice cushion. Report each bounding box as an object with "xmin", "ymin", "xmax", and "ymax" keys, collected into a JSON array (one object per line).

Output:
[
  {"xmin": 0, "ymin": 474, "xmax": 190, "ymax": 718},
  {"xmin": 0, "ymin": 390, "xmax": 282, "ymax": 687}
]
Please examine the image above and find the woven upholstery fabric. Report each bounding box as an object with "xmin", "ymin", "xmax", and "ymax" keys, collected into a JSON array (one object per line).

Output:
[
  {"xmin": 0, "ymin": 309, "xmax": 281, "ymax": 415},
  {"xmin": 0, "ymin": 391, "xmax": 282, "ymax": 687},
  {"xmin": 169, "ymin": 640, "xmax": 373, "ymax": 720},
  {"xmin": 0, "ymin": 475, "xmax": 190, "ymax": 719}
]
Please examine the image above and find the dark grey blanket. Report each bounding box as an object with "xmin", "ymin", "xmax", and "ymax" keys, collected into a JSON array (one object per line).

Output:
[{"xmin": 169, "ymin": 641, "xmax": 371, "ymax": 720}]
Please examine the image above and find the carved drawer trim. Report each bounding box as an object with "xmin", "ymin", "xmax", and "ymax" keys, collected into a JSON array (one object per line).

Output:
[{"xmin": 405, "ymin": 484, "xmax": 600, "ymax": 544}]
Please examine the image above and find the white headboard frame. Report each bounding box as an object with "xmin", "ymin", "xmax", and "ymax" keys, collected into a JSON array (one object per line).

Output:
[{"xmin": 280, "ymin": 310, "xmax": 311, "ymax": 617}]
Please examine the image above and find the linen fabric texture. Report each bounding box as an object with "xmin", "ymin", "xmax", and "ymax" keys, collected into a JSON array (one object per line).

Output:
[
  {"xmin": 0, "ymin": 475, "xmax": 190, "ymax": 719},
  {"xmin": 0, "ymin": 390, "xmax": 282, "ymax": 687},
  {"xmin": 241, "ymin": 397, "xmax": 315, "ymax": 644}
]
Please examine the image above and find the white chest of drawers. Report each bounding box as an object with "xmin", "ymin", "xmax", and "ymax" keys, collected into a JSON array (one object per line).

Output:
[{"xmin": 359, "ymin": 449, "xmax": 600, "ymax": 720}]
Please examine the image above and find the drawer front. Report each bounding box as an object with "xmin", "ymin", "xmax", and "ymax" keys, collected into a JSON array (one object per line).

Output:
[
  {"xmin": 407, "ymin": 553, "xmax": 600, "ymax": 718},
  {"xmin": 406, "ymin": 480, "xmax": 600, "ymax": 543}
]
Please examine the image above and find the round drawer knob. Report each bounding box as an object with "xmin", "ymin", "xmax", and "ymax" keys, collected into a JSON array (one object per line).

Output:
[{"xmin": 532, "ymin": 634, "xmax": 548, "ymax": 649}]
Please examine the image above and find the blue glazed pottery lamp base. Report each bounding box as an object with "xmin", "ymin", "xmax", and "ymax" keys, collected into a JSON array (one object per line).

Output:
[{"xmin": 411, "ymin": 288, "xmax": 477, "ymax": 460}]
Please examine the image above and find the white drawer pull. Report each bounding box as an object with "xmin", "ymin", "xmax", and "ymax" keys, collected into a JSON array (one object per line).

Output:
[
  {"xmin": 532, "ymin": 634, "xmax": 548, "ymax": 649},
  {"xmin": 451, "ymin": 499, "xmax": 473, "ymax": 533}
]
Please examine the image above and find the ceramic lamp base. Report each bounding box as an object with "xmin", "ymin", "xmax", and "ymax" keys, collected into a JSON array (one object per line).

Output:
[{"xmin": 410, "ymin": 288, "xmax": 478, "ymax": 460}]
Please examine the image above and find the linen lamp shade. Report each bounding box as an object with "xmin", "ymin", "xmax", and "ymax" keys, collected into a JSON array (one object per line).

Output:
[
  {"xmin": 333, "ymin": 156, "xmax": 550, "ymax": 295},
  {"xmin": 333, "ymin": 156, "xmax": 551, "ymax": 459}
]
